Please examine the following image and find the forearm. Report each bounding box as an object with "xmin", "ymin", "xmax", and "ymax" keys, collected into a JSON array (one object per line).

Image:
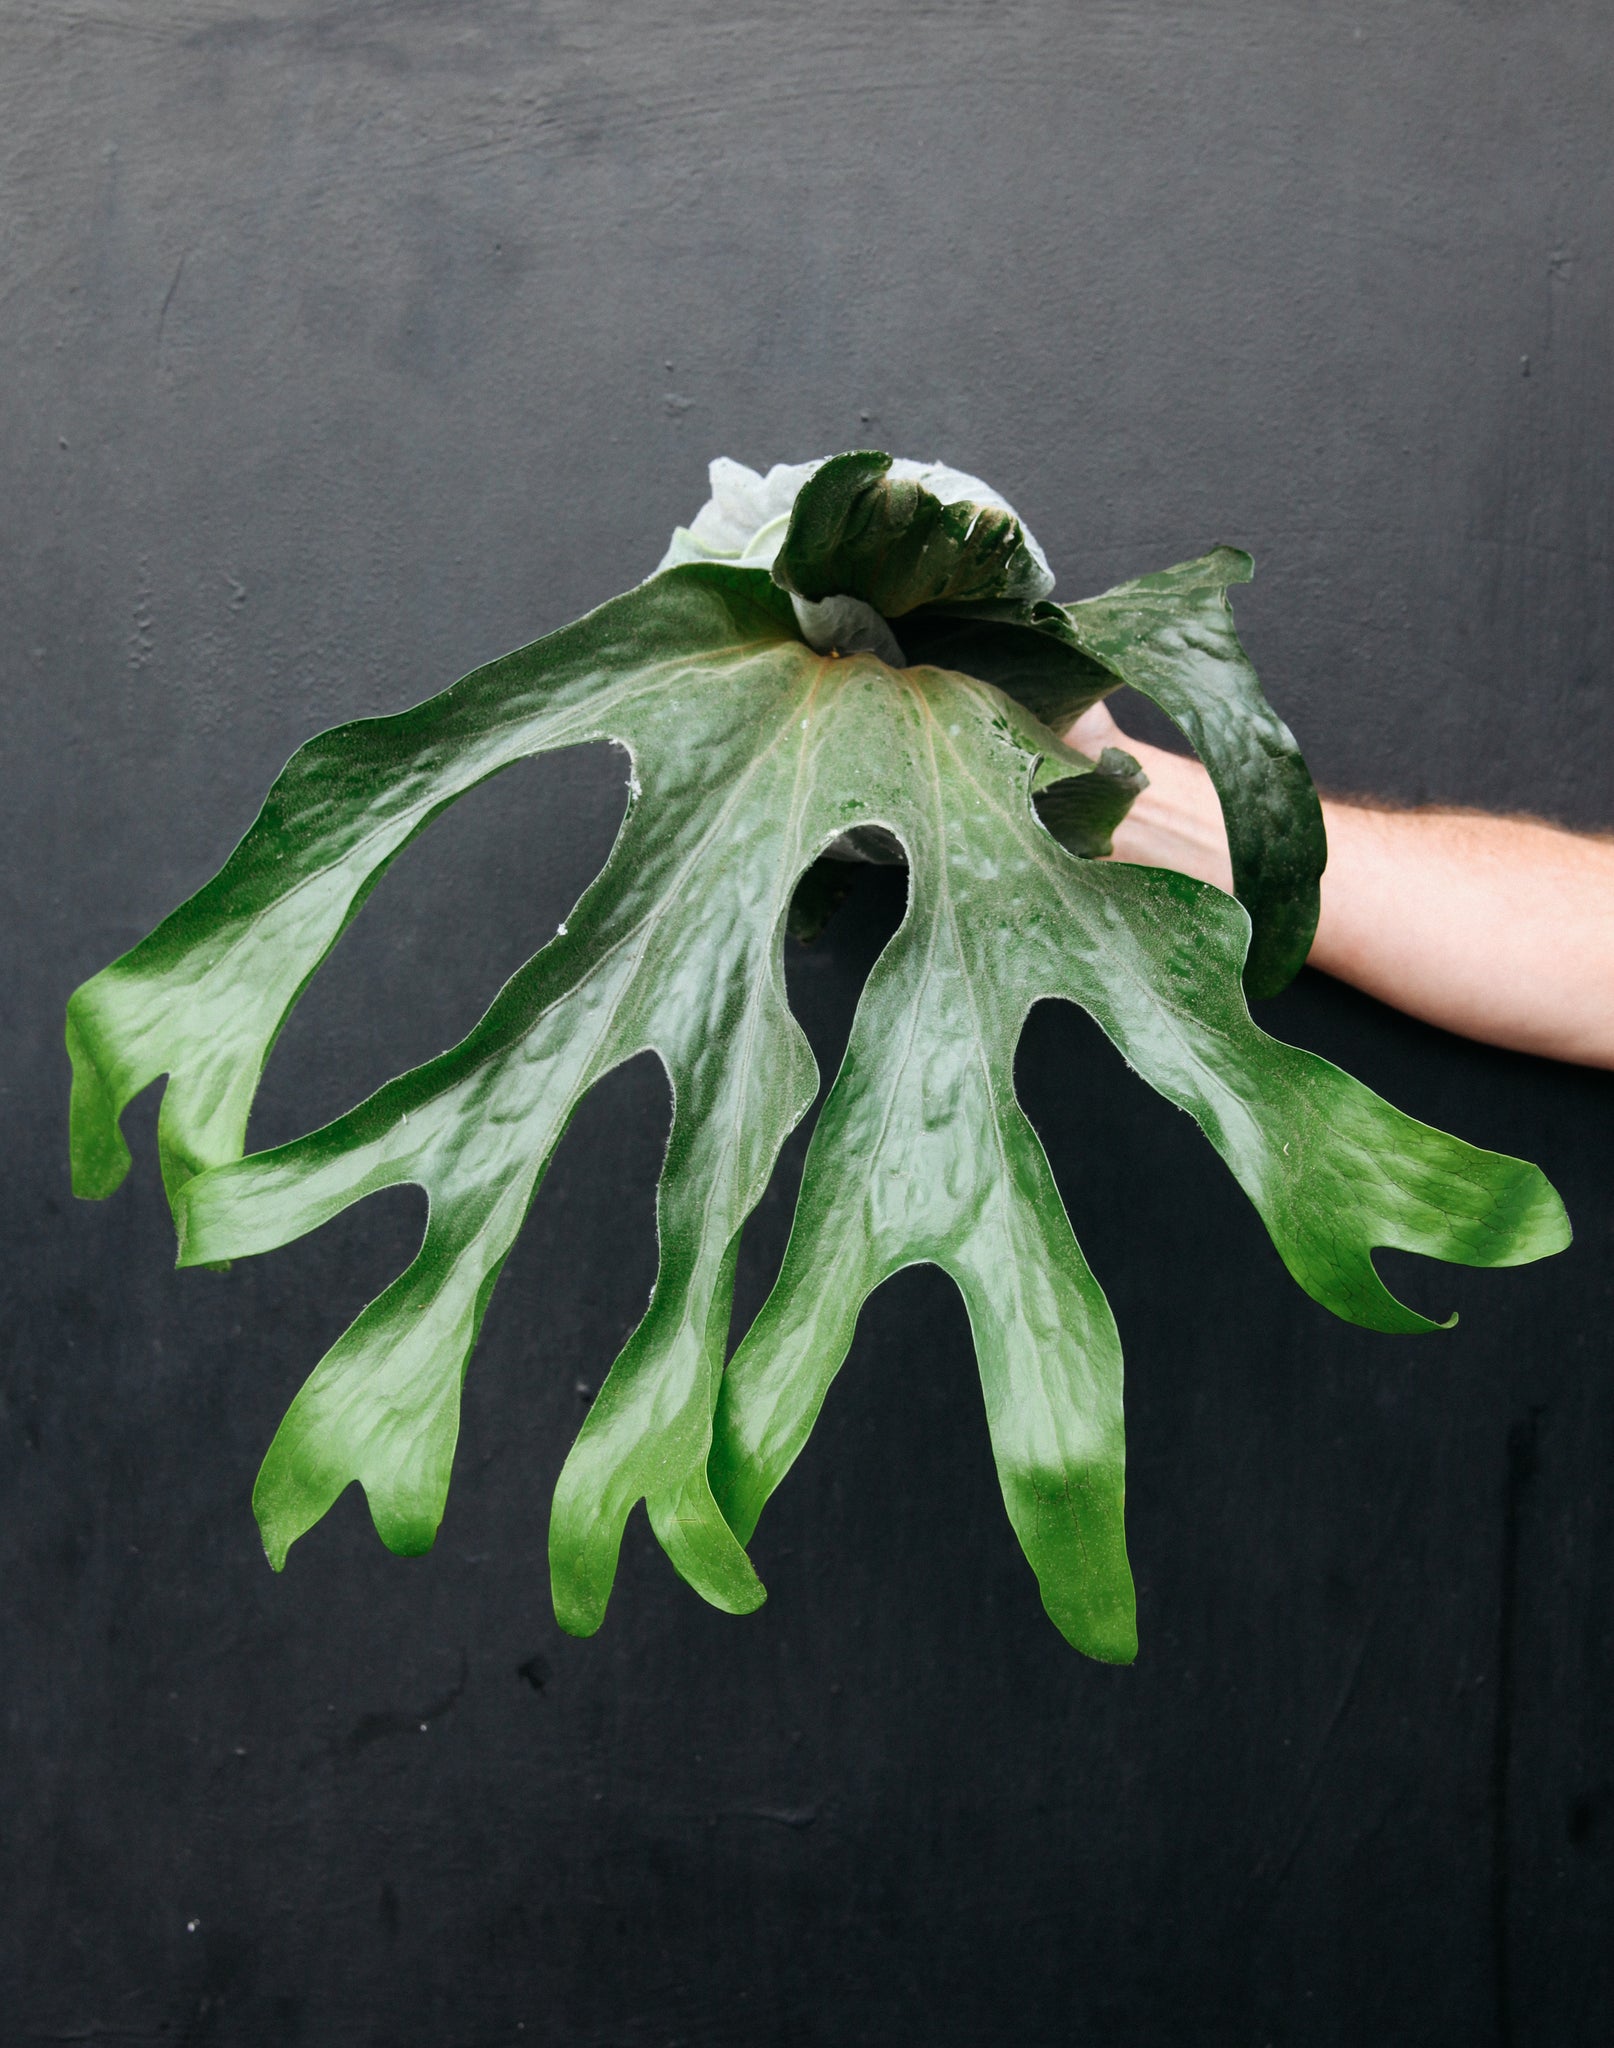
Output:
[
  {"xmin": 1096, "ymin": 734, "xmax": 1614, "ymax": 1069},
  {"xmin": 1306, "ymin": 801, "xmax": 1614, "ymax": 1065}
]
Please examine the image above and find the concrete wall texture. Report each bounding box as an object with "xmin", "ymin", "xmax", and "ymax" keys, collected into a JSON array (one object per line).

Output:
[{"xmin": 3, "ymin": 4, "xmax": 1610, "ymax": 2043}]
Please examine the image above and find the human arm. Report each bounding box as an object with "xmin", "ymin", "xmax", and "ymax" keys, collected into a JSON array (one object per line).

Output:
[{"xmin": 1066, "ymin": 701, "xmax": 1614, "ymax": 1070}]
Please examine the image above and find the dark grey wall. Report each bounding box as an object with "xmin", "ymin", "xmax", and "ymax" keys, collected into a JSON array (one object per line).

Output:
[{"xmin": 4, "ymin": 4, "xmax": 1611, "ymax": 2043}]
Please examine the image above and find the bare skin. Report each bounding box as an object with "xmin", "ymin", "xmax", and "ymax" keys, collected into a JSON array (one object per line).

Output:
[{"xmin": 1067, "ymin": 701, "xmax": 1614, "ymax": 1071}]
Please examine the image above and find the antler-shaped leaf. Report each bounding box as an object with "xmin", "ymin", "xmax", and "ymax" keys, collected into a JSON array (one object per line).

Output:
[
  {"xmin": 68, "ymin": 457, "xmax": 1571, "ymax": 1659},
  {"xmin": 705, "ymin": 673, "xmax": 1568, "ymax": 1657},
  {"xmin": 903, "ymin": 552, "xmax": 1326, "ymax": 998},
  {"xmin": 1063, "ymin": 552, "xmax": 1326, "ymax": 998}
]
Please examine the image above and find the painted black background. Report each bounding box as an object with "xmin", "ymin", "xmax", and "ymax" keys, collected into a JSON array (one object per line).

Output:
[{"xmin": 4, "ymin": 5, "xmax": 1611, "ymax": 2043}]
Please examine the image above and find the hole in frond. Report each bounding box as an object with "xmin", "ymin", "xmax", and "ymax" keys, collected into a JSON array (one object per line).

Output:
[
  {"xmin": 468, "ymin": 1050, "xmax": 672, "ymax": 1485},
  {"xmin": 230, "ymin": 1176, "xmax": 430, "ymax": 1402},
  {"xmin": 251, "ymin": 742, "xmax": 631, "ymax": 1150},
  {"xmin": 741, "ymin": 1263, "xmax": 1053, "ymax": 1641},
  {"xmin": 1012, "ymin": 997, "xmax": 1266, "ymax": 1331},
  {"xmin": 728, "ymin": 863, "xmax": 911, "ymax": 1351},
  {"xmin": 1109, "ymin": 686, "xmax": 1193, "ymax": 758},
  {"xmin": 1370, "ymin": 1248, "xmax": 1466, "ymax": 1326}
]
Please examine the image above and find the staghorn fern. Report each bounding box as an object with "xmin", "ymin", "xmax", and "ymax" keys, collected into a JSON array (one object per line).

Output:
[{"xmin": 67, "ymin": 451, "xmax": 1570, "ymax": 1661}]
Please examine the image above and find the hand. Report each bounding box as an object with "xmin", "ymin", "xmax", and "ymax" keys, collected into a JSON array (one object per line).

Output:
[
  {"xmin": 1068, "ymin": 699, "xmax": 1614, "ymax": 1067},
  {"xmin": 1066, "ymin": 699, "xmax": 1235, "ymax": 896}
]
